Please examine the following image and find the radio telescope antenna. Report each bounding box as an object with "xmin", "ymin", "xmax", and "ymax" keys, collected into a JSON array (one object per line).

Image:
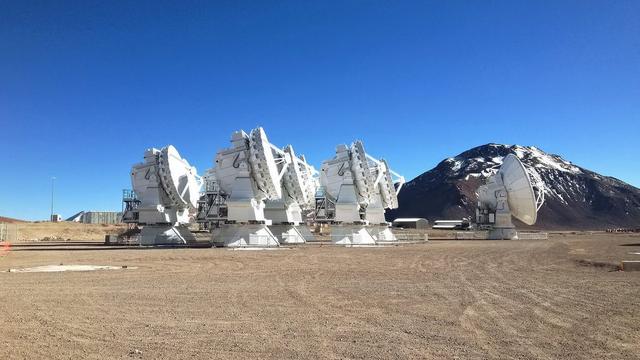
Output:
[
  {"xmin": 210, "ymin": 127, "xmax": 290, "ymax": 247},
  {"xmin": 317, "ymin": 140, "xmax": 404, "ymax": 245},
  {"xmin": 130, "ymin": 145, "xmax": 202, "ymax": 245},
  {"xmin": 475, "ymin": 154, "xmax": 545, "ymax": 239},
  {"xmin": 265, "ymin": 145, "xmax": 319, "ymax": 244}
]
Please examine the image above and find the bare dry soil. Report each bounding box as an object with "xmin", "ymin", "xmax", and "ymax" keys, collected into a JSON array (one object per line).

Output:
[
  {"xmin": 7, "ymin": 222, "xmax": 128, "ymax": 242},
  {"xmin": 1, "ymin": 233, "xmax": 639, "ymax": 359}
]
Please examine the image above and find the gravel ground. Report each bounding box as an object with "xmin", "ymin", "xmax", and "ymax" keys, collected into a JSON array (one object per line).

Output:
[
  {"xmin": 4, "ymin": 222, "xmax": 128, "ymax": 242},
  {"xmin": 1, "ymin": 233, "xmax": 639, "ymax": 359}
]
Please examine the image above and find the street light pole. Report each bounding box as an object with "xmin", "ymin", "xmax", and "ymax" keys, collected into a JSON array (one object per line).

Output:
[{"xmin": 50, "ymin": 176, "xmax": 56, "ymax": 221}]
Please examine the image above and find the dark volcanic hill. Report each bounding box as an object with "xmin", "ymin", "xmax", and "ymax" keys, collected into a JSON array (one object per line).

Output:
[{"xmin": 387, "ymin": 144, "xmax": 640, "ymax": 230}]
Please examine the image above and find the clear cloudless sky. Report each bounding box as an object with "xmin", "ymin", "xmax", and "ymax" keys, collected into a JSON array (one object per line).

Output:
[{"xmin": 1, "ymin": 1, "xmax": 638, "ymax": 220}]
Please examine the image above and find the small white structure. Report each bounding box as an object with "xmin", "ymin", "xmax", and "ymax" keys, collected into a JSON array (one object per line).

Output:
[
  {"xmin": 392, "ymin": 218, "xmax": 429, "ymax": 229},
  {"xmin": 432, "ymin": 219, "xmax": 470, "ymax": 230},
  {"xmin": 130, "ymin": 145, "xmax": 202, "ymax": 245},
  {"xmin": 265, "ymin": 145, "xmax": 318, "ymax": 244},
  {"xmin": 476, "ymin": 154, "xmax": 545, "ymax": 239},
  {"xmin": 210, "ymin": 127, "xmax": 290, "ymax": 247},
  {"xmin": 67, "ymin": 211, "xmax": 122, "ymax": 224},
  {"xmin": 318, "ymin": 140, "xmax": 404, "ymax": 245}
]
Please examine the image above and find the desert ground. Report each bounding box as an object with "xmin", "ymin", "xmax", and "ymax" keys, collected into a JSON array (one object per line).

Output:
[
  {"xmin": 1, "ymin": 231, "xmax": 639, "ymax": 359},
  {"xmin": 2, "ymin": 222, "xmax": 128, "ymax": 242}
]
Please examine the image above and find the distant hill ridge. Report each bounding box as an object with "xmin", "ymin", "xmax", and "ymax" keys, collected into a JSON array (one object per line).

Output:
[
  {"xmin": 387, "ymin": 143, "xmax": 640, "ymax": 230},
  {"xmin": 0, "ymin": 216, "xmax": 27, "ymax": 223}
]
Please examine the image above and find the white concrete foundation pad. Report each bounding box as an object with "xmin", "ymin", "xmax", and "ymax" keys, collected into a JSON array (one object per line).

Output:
[
  {"xmin": 139, "ymin": 225, "xmax": 196, "ymax": 246},
  {"xmin": 331, "ymin": 225, "xmax": 376, "ymax": 245},
  {"xmin": 269, "ymin": 224, "xmax": 306, "ymax": 244},
  {"xmin": 367, "ymin": 226, "xmax": 398, "ymax": 242},
  {"xmin": 7, "ymin": 265, "xmax": 135, "ymax": 273},
  {"xmin": 229, "ymin": 247, "xmax": 291, "ymax": 251},
  {"xmin": 212, "ymin": 223, "xmax": 280, "ymax": 247}
]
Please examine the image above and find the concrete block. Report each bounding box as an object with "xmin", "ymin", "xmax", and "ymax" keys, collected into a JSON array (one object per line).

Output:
[{"xmin": 622, "ymin": 261, "xmax": 640, "ymax": 271}]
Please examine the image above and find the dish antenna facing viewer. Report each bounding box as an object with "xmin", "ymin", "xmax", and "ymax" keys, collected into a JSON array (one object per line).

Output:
[{"xmin": 475, "ymin": 154, "xmax": 545, "ymax": 239}]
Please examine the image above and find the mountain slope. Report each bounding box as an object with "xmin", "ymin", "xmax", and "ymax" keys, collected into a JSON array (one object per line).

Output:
[
  {"xmin": 0, "ymin": 216, "xmax": 26, "ymax": 223},
  {"xmin": 387, "ymin": 144, "xmax": 640, "ymax": 229}
]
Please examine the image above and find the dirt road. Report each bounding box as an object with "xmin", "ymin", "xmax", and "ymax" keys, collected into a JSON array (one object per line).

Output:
[{"xmin": 1, "ymin": 233, "xmax": 639, "ymax": 359}]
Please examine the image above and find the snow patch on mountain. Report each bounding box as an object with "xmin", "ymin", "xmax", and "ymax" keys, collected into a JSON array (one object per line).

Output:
[{"xmin": 518, "ymin": 145, "xmax": 582, "ymax": 174}]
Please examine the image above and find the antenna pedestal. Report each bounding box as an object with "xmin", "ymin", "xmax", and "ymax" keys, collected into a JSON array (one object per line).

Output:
[
  {"xmin": 365, "ymin": 201, "xmax": 386, "ymax": 224},
  {"xmin": 477, "ymin": 189, "xmax": 519, "ymax": 240},
  {"xmin": 265, "ymin": 200, "xmax": 313, "ymax": 243},
  {"xmin": 330, "ymin": 174, "xmax": 372, "ymax": 244},
  {"xmin": 334, "ymin": 181, "xmax": 363, "ymax": 223},
  {"xmin": 138, "ymin": 206, "xmax": 189, "ymax": 225},
  {"xmin": 365, "ymin": 195, "xmax": 398, "ymax": 242},
  {"xmin": 488, "ymin": 203, "xmax": 518, "ymax": 239},
  {"xmin": 264, "ymin": 200, "xmax": 302, "ymax": 224},
  {"xmin": 226, "ymin": 171, "xmax": 269, "ymax": 222}
]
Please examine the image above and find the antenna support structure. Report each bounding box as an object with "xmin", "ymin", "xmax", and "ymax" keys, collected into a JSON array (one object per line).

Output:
[
  {"xmin": 264, "ymin": 145, "xmax": 318, "ymax": 244},
  {"xmin": 210, "ymin": 127, "xmax": 290, "ymax": 247},
  {"xmin": 130, "ymin": 145, "xmax": 202, "ymax": 245},
  {"xmin": 316, "ymin": 140, "xmax": 404, "ymax": 245}
]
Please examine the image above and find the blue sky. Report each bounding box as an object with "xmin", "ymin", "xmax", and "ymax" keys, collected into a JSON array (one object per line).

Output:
[{"xmin": 1, "ymin": 1, "xmax": 638, "ymax": 220}]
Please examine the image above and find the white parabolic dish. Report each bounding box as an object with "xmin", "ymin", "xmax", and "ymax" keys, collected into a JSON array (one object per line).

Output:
[
  {"xmin": 500, "ymin": 154, "xmax": 538, "ymax": 225},
  {"xmin": 248, "ymin": 127, "xmax": 283, "ymax": 200},
  {"xmin": 378, "ymin": 159, "xmax": 399, "ymax": 209},
  {"xmin": 158, "ymin": 145, "xmax": 201, "ymax": 209},
  {"xmin": 283, "ymin": 146, "xmax": 316, "ymax": 208},
  {"xmin": 350, "ymin": 140, "xmax": 377, "ymax": 204}
]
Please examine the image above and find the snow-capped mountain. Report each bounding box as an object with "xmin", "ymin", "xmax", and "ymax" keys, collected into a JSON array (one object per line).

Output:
[{"xmin": 387, "ymin": 144, "xmax": 640, "ymax": 229}]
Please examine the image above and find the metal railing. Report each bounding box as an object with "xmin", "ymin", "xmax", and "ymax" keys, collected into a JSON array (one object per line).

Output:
[{"xmin": 122, "ymin": 189, "xmax": 138, "ymax": 201}]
